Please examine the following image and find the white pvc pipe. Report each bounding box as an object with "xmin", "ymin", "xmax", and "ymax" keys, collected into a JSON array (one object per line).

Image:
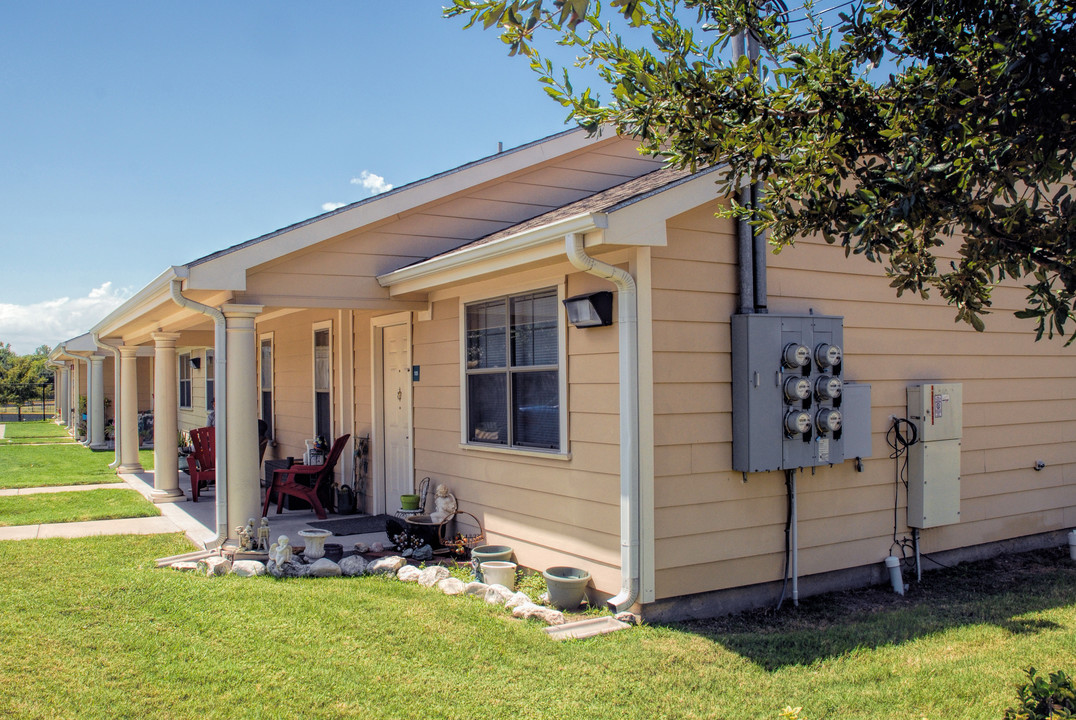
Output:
[
  {"xmin": 885, "ymin": 556, "xmax": 905, "ymax": 595},
  {"xmin": 790, "ymin": 469, "xmax": 799, "ymax": 606},
  {"xmin": 1069, "ymin": 530, "xmax": 1076, "ymax": 562},
  {"xmin": 169, "ymin": 274, "xmax": 229, "ymax": 549},
  {"xmin": 565, "ymin": 233, "xmax": 641, "ymax": 612}
]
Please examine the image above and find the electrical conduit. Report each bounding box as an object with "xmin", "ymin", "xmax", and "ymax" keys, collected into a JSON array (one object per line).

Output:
[
  {"xmin": 169, "ymin": 273, "xmax": 229, "ymax": 549},
  {"xmin": 565, "ymin": 233, "xmax": 641, "ymax": 612}
]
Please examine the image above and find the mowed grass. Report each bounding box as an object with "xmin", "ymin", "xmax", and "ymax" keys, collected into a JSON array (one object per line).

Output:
[
  {"xmin": 0, "ymin": 442, "xmax": 155, "ymax": 489},
  {"xmin": 0, "ymin": 534, "xmax": 1072, "ymax": 720},
  {"xmin": 0, "ymin": 489, "xmax": 159, "ymax": 526},
  {"xmin": 0, "ymin": 421, "xmax": 75, "ymax": 444}
]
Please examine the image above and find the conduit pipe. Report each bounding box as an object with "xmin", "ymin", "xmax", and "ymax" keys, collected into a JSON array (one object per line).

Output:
[
  {"xmin": 565, "ymin": 233, "xmax": 641, "ymax": 612},
  {"xmin": 169, "ymin": 273, "xmax": 229, "ymax": 549},
  {"xmin": 92, "ymin": 333, "xmax": 123, "ymax": 469}
]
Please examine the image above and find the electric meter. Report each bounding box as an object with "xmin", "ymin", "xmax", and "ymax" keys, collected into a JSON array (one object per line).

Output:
[
  {"xmin": 784, "ymin": 410, "xmax": 812, "ymax": 436},
  {"xmin": 814, "ymin": 375, "xmax": 843, "ymax": 401},
  {"xmin": 814, "ymin": 343, "xmax": 842, "ymax": 368},
  {"xmin": 784, "ymin": 376, "xmax": 812, "ymax": 402},
  {"xmin": 815, "ymin": 407, "xmax": 843, "ymax": 434},
  {"xmin": 782, "ymin": 343, "xmax": 811, "ymax": 369}
]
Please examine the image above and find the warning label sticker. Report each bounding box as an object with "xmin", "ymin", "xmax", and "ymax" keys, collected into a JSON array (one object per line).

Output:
[{"xmin": 817, "ymin": 437, "xmax": 830, "ymax": 463}]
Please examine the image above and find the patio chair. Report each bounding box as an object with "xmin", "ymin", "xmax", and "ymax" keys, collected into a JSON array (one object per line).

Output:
[
  {"xmin": 261, "ymin": 434, "xmax": 350, "ymax": 520},
  {"xmin": 189, "ymin": 426, "xmax": 216, "ymax": 503}
]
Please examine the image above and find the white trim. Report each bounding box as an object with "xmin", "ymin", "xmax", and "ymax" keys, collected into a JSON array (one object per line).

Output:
[
  {"xmin": 458, "ymin": 281, "xmax": 568, "ymax": 456},
  {"xmin": 370, "ymin": 312, "xmax": 413, "ymax": 516},
  {"xmin": 258, "ymin": 332, "xmax": 275, "ymax": 440},
  {"xmin": 379, "ymin": 213, "xmax": 606, "ymax": 294},
  {"xmin": 312, "ymin": 320, "xmax": 334, "ymax": 442}
]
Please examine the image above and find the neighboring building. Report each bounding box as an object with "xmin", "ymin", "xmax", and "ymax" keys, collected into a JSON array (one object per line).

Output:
[{"xmin": 52, "ymin": 129, "xmax": 1075, "ymax": 620}]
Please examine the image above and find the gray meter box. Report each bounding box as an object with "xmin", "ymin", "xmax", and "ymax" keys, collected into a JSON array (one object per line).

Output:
[{"xmin": 732, "ymin": 313, "xmax": 847, "ymax": 472}]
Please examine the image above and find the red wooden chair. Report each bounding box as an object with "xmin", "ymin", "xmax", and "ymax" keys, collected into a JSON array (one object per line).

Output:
[
  {"xmin": 189, "ymin": 426, "xmax": 216, "ymax": 503},
  {"xmin": 262, "ymin": 434, "xmax": 350, "ymax": 520}
]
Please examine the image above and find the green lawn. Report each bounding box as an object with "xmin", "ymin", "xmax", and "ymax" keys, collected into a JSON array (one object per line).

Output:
[
  {"xmin": 0, "ymin": 443, "xmax": 155, "ymax": 489},
  {"xmin": 0, "ymin": 421, "xmax": 75, "ymax": 444},
  {"xmin": 0, "ymin": 489, "xmax": 159, "ymax": 526},
  {"xmin": 0, "ymin": 534, "xmax": 1071, "ymax": 720}
]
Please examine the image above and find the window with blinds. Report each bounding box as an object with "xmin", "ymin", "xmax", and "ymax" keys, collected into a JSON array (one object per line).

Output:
[{"xmin": 465, "ymin": 288, "xmax": 560, "ymax": 451}]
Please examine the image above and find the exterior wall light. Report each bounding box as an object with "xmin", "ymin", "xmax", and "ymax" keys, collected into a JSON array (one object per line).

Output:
[
  {"xmin": 190, "ymin": 356, "xmax": 202, "ymax": 370},
  {"xmin": 562, "ymin": 291, "xmax": 613, "ymax": 328}
]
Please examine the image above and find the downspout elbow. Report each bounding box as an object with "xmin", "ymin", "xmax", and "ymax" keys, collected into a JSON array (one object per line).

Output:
[
  {"xmin": 169, "ymin": 276, "xmax": 229, "ymax": 550},
  {"xmin": 565, "ymin": 233, "xmax": 641, "ymax": 613}
]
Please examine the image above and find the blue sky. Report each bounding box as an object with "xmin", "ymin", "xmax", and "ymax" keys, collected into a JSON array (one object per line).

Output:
[{"xmin": 0, "ymin": 1, "xmax": 574, "ymax": 353}]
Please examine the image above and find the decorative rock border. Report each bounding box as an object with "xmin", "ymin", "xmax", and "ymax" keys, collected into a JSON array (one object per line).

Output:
[{"xmin": 166, "ymin": 551, "xmax": 640, "ymax": 632}]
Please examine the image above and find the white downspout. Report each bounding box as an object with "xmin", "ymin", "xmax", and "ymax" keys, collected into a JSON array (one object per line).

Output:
[
  {"xmin": 92, "ymin": 333, "xmax": 123, "ymax": 469},
  {"xmin": 565, "ymin": 232, "xmax": 641, "ymax": 612},
  {"xmin": 168, "ymin": 273, "xmax": 229, "ymax": 549}
]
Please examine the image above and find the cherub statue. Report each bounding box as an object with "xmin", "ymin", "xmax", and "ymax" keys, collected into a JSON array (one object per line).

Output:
[
  {"xmin": 257, "ymin": 517, "xmax": 271, "ymax": 551},
  {"xmin": 245, "ymin": 517, "xmax": 257, "ymax": 544},
  {"xmin": 430, "ymin": 483, "xmax": 457, "ymax": 524},
  {"xmin": 271, "ymin": 534, "xmax": 292, "ymax": 565}
]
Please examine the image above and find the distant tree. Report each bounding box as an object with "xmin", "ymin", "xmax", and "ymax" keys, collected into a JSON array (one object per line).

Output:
[{"xmin": 447, "ymin": 0, "xmax": 1076, "ymax": 343}]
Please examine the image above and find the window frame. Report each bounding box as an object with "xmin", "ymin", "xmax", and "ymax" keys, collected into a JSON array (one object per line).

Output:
[
  {"xmin": 178, "ymin": 352, "xmax": 192, "ymax": 410},
  {"xmin": 312, "ymin": 321, "xmax": 334, "ymax": 442},
  {"xmin": 259, "ymin": 333, "xmax": 274, "ymax": 439},
  {"xmin": 204, "ymin": 349, "xmax": 215, "ymax": 412},
  {"xmin": 459, "ymin": 283, "xmax": 568, "ymax": 455}
]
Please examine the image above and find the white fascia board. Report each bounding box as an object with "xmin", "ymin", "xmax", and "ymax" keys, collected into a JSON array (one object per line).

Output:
[
  {"xmin": 601, "ymin": 167, "xmax": 727, "ymax": 247},
  {"xmin": 64, "ymin": 333, "xmax": 102, "ymax": 354},
  {"xmin": 90, "ymin": 267, "xmax": 181, "ymax": 338},
  {"xmin": 185, "ymin": 130, "xmax": 599, "ymax": 291},
  {"xmin": 377, "ymin": 212, "xmax": 607, "ymax": 296}
]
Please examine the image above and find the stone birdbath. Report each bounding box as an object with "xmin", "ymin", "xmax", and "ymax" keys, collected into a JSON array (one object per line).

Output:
[{"xmin": 298, "ymin": 529, "xmax": 332, "ymax": 560}]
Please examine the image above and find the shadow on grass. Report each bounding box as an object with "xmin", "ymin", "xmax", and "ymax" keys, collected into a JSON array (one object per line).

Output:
[{"xmin": 674, "ymin": 547, "xmax": 1076, "ymax": 670}]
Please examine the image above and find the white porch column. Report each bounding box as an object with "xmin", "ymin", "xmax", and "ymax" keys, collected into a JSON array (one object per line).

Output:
[
  {"xmin": 224, "ymin": 304, "xmax": 264, "ymax": 533},
  {"xmin": 151, "ymin": 332, "xmax": 184, "ymax": 502},
  {"xmin": 58, "ymin": 367, "xmax": 71, "ymax": 426},
  {"xmin": 88, "ymin": 355, "xmax": 106, "ymax": 449},
  {"xmin": 116, "ymin": 346, "xmax": 144, "ymax": 474}
]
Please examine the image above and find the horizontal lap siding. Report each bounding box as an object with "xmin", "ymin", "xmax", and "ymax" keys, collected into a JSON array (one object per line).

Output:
[
  {"xmin": 651, "ymin": 201, "xmax": 1076, "ymax": 601},
  {"xmin": 411, "ymin": 279, "xmax": 623, "ymax": 594}
]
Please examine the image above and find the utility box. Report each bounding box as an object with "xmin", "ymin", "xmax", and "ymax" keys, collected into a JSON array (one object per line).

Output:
[
  {"xmin": 731, "ymin": 313, "xmax": 851, "ymax": 472},
  {"xmin": 907, "ymin": 383, "xmax": 963, "ymax": 528},
  {"xmin": 841, "ymin": 383, "xmax": 873, "ymax": 460}
]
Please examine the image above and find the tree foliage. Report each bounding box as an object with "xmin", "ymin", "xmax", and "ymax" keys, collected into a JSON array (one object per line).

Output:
[
  {"xmin": 0, "ymin": 341, "xmax": 53, "ymax": 406},
  {"xmin": 446, "ymin": 0, "xmax": 1076, "ymax": 342}
]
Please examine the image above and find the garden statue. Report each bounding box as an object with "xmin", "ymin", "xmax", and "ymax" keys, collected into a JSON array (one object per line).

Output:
[
  {"xmin": 430, "ymin": 483, "xmax": 457, "ymax": 524},
  {"xmin": 270, "ymin": 535, "xmax": 293, "ymax": 565},
  {"xmin": 245, "ymin": 518, "xmax": 257, "ymax": 545},
  {"xmin": 236, "ymin": 525, "xmax": 252, "ymax": 552},
  {"xmin": 257, "ymin": 518, "xmax": 271, "ymax": 551}
]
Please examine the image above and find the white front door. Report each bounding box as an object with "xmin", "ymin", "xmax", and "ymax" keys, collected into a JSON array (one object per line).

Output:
[{"xmin": 382, "ymin": 323, "xmax": 411, "ymax": 512}]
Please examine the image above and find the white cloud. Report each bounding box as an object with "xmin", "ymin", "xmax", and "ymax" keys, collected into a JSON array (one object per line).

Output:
[
  {"xmin": 0, "ymin": 282, "xmax": 131, "ymax": 354},
  {"xmin": 321, "ymin": 202, "xmax": 347, "ymax": 212},
  {"xmin": 351, "ymin": 170, "xmax": 393, "ymax": 196}
]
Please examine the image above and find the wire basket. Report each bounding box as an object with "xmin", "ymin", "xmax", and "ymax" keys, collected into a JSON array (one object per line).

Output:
[{"xmin": 438, "ymin": 511, "xmax": 485, "ymax": 557}]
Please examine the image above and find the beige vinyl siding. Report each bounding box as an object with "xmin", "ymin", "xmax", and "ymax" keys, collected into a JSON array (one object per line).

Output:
[
  {"xmin": 650, "ymin": 200, "xmax": 1076, "ymax": 601},
  {"xmin": 411, "ymin": 272, "xmax": 625, "ymax": 595}
]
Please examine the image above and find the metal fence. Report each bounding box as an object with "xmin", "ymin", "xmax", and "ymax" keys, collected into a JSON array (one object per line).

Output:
[{"xmin": 0, "ymin": 381, "xmax": 55, "ymax": 422}]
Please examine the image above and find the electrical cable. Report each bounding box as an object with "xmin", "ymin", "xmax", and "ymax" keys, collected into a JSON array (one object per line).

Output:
[
  {"xmin": 775, "ymin": 468, "xmax": 794, "ymax": 611},
  {"xmin": 886, "ymin": 417, "xmax": 919, "ymax": 570}
]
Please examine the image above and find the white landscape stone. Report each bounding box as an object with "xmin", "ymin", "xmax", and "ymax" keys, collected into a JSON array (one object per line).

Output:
[
  {"xmin": 397, "ymin": 565, "xmax": 422, "ymax": 583},
  {"xmin": 231, "ymin": 560, "xmax": 266, "ymax": 577},
  {"xmin": 505, "ymin": 591, "xmax": 532, "ymax": 610},
  {"xmin": 339, "ymin": 555, "xmax": 368, "ymax": 577},
  {"xmin": 199, "ymin": 556, "xmax": 231, "ymax": 577},
  {"xmin": 308, "ymin": 558, "xmax": 342, "ymax": 577},
  {"xmin": 484, "ymin": 584, "xmax": 514, "ymax": 605},
  {"xmin": 463, "ymin": 581, "xmax": 489, "ymax": 598},
  {"xmin": 170, "ymin": 561, "xmax": 200, "ymax": 572},
  {"xmin": 368, "ymin": 556, "xmax": 407, "ymax": 575},
  {"xmin": 437, "ymin": 577, "xmax": 465, "ymax": 595},
  {"xmin": 417, "ymin": 566, "xmax": 450, "ymax": 588}
]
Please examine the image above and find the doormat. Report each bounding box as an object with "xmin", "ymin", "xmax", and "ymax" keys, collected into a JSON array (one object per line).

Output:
[{"xmin": 307, "ymin": 514, "xmax": 394, "ymax": 537}]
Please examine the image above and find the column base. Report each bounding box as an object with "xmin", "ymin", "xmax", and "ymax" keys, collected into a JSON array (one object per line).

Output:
[
  {"xmin": 116, "ymin": 464, "xmax": 145, "ymax": 474},
  {"xmin": 152, "ymin": 488, "xmax": 188, "ymax": 504}
]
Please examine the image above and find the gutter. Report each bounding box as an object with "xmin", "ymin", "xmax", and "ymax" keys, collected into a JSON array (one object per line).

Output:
[
  {"xmin": 565, "ymin": 232, "xmax": 641, "ymax": 612},
  {"xmin": 92, "ymin": 333, "xmax": 123, "ymax": 469},
  {"xmin": 169, "ymin": 270, "xmax": 229, "ymax": 549}
]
